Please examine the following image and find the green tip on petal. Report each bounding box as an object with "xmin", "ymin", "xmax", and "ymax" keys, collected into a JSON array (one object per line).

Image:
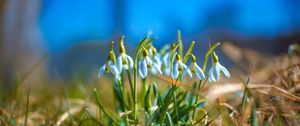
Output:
[
  {"xmin": 176, "ymin": 54, "xmax": 181, "ymax": 60},
  {"xmin": 108, "ymin": 51, "xmax": 116, "ymax": 63},
  {"xmin": 120, "ymin": 36, "xmax": 125, "ymax": 45},
  {"xmin": 142, "ymin": 46, "xmax": 149, "ymax": 57},
  {"xmin": 119, "ymin": 36, "xmax": 126, "ymax": 53},
  {"xmin": 152, "ymin": 46, "xmax": 157, "ymax": 55},
  {"xmin": 191, "ymin": 54, "xmax": 196, "ymax": 62},
  {"xmin": 120, "ymin": 45, "xmax": 126, "ymax": 53},
  {"xmin": 171, "ymin": 43, "xmax": 177, "ymax": 50},
  {"xmin": 212, "ymin": 52, "xmax": 219, "ymax": 63}
]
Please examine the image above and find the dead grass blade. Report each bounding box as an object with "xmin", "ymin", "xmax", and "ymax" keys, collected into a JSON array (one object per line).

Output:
[{"xmin": 205, "ymin": 83, "xmax": 300, "ymax": 101}]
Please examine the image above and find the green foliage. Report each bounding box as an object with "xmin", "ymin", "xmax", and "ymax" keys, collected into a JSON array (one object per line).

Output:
[
  {"xmin": 1, "ymin": 36, "xmax": 299, "ymax": 126},
  {"xmin": 92, "ymin": 34, "xmax": 224, "ymax": 125}
]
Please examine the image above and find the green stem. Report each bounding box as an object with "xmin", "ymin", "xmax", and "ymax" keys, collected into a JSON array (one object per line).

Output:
[
  {"xmin": 241, "ymin": 62, "xmax": 255, "ymax": 113},
  {"xmin": 117, "ymin": 80, "xmax": 130, "ymax": 126},
  {"xmin": 141, "ymin": 78, "xmax": 147, "ymax": 107},
  {"xmin": 93, "ymin": 89, "xmax": 119, "ymax": 125},
  {"xmin": 132, "ymin": 37, "xmax": 152, "ymax": 123},
  {"xmin": 172, "ymin": 85, "xmax": 179, "ymax": 124},
  {"xmin": 126, "ymin": 70, "xmax": 134, "ymax": 100},
  {"xmin": 133, "ymin": 71, "xmax": 138, "ymax": 122},
  {"xmin": 178, "ymin": 30, "xmax": 183, "ymax": 57},
  {"xmin": 191, "ymin": 80, "xmax": 202, "ymax": 119},
  {"xmin": 133, "ymin": 37, "xmax": 147, "ymax": 122},
  {"xmin": 186, "ymin": 81, "xmax": 197, "ymax": 121},
  {"xmin": 169, "ymin": 43, "xmax": 180, "ymax": 77},
  {"xmin": 159, "ymin": 86, "xmax": 175, "ymax": 125},
  {"xmin": 116, "ymin": 80, "xmax": 125, "ymax": 109},
  {"xmin": 192, "ymin": 79, "xmax": 208, "ymax": 120},
  {"xmin": 183, "ymin": 41, "xmax": 195, "ymax": 63},
  {"xmin": 190, "ymin": 43, "xmax": 220, "ymax": 120},
  {"xmin": 188, "ymin": 81, "xmax": 197, "ymax": 106},
  {"xmin": 202, "ymin": 42, "xmax": 220, "ymax": 72},
  {"xmin": 24, "ymin": 86, "xmax": 30, "ymax": 126},
  {"xmin": 147, "ymin": 83, "xmax": 153, "ymax": 116},
  {"xmin": 133, "ymin": 56, "xmax": 139, "ymax": 123}
]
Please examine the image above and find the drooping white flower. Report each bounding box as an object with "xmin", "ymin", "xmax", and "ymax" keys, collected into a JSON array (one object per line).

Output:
[
  {"xmin": 149, "ymin": 47, "xmax": 162, "ymax": 74},
  {"xmin": 139, "ymin": 47, "xmax": 162, "ymax": 78},
  {"xmin": 117, "ymin": 53, "xmax": 133, "ymax": 70},
  {"xmin": 189, "ymin": 54, "xmax": 205, "ymax": 80},
  {"xmin": 98, "ymin": 51, "xmax": 121, "ymax": 80},
  {"xmin": 162, "ymin": 43, "xmax": 178, "ymax": 76},
  {"xmin": 171, "ymin": 54, "xmax": 192, "ymax": 80},
  {"xmin": 162, "ymin": 52, "xmax": 171, "ymax": 76},
  {"xmin": 208, "ymin": 52, "xmax": 230, "ymax": 82},
  {"xmin": 116, "ymin": 36, "xmax": 134, "ymax": 72},
  {"xmin": 153, "ymin": 53, "xmax": 161, "ymax": 68}
]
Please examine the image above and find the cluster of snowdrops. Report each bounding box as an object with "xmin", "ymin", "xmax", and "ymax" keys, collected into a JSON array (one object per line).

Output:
[{"xmin": 95, "ymin": 35, "xmax": 230, "ymax": 125}]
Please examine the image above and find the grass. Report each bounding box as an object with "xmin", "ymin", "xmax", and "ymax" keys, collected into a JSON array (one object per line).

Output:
[{"xmin": 0, "ymin": 36, "xmax": 299, "ymax": 126}]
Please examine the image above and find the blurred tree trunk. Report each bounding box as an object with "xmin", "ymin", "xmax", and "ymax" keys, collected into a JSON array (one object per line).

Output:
[{"xmin": 0, "ymin": 0, "xmax": 46, "ymax": 100}]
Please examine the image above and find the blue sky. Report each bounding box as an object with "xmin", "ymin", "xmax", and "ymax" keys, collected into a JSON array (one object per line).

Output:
[{"xmin": 39, "ymin": 0, "xmax": 300, "ymax": 52}]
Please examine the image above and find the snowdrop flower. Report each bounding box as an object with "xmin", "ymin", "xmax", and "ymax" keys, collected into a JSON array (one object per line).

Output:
[
  {"xmin": 162, "ymin": 52, "xmax": 171, "ymax": 76},
  {"xmin": 148, "ymin": 46, "xmax": 162, "ymax": 68},
  {"xmin": 172, "ymin": 54, "xmax": 192, "ymax": 80},
  {"xmin": 161, "ymin": 44, "xmax": 176, "ymax": 76},
  {"xmin": 116, "ymin": 36, "xmax": 134, "ymax": 71},
  {"xmin": 189, "ymin": 54, "xmax": 205, "ymax": 80},
  {"xmin": 208, "ymin": 52, "xmax": 230, "ymax": 82},
  {"xmin": 139, "ymin": 47, "xmax": 162, "ymax": 78},
  {"xmin": 160, "ymin": 44, "xmax": 171, "ymax": 54},
  {"xmin": 150, "ymin": 47, "xmax": 162, "ymax": 71},
  {"xmin": 148, "ymin": 46, "xmax": 154, "ymax": 57},
  {"xmin": 98, "ymin": 51, "xmax": 121, "ymax": 80}
]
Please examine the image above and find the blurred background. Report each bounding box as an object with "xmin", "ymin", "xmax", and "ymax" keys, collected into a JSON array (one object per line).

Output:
[{"xmin": 1, "ymin": 0, "xmax": 300, "ymax": 92}]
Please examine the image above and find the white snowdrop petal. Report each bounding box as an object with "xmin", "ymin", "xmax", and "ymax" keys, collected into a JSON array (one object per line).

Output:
[
  {"xmin": 145, "ymin": 56, "xmax": 153, "ymax": 65},
  {"xmin": 172, "ymin": 62, "xmax": 179, "ymax": 80},
  {"xmin": 186, "ymin": 68, "xmax": 193, "ymax": 78},
  {"xmin": 195, "ymin": 63, "xmax": 205, "ymax": 80},
  {"xmin": 109, "ymin": 64, "xmax": 119, "ymax": 75},
  {"xmin": 208, "ymin": 69, "xmax": 217, "ymax": 82},
  {"xmin": 179, "ymin": 61, "xmax": 188, "ymax": 69},
  {"xmin": 123, "ymin": 64, "xmax": 129, "ymax": 70},
  {"xmin": 217, "ymin": 63, "xmax": 231, "ymax": 78},
  {"xmin": 153, "ymin": 63, "xmax": 162, "ymax": 74},
  {"xmin": 139, "ymin": 60, "xmax": 148, "ymax": 78},
  {"xmin": 116, "ymin": 56, "xmax": 123, "ymax": 72},
  {"xmin": 212, "ymin": 64, "xmax": 220, "ymax": 82},
  {"xmin": 115, "ymin": 74, "xmax": 121, "ymax": 81},
  {"xmin": 126, "ymin": 55, "xmax": 134, "ymax": 69},
  {"xmin": 120, "ymin": 54, "xmax": 129, "ymax": 70},
  {"xmin": 164, "ymin": 68, "xmax": 171, "ymax": 76},
  {"xmin": 149, "ymin": 50, "xmax": 153, "ymax": 58},
  {"xmin": 138, "ymin": 65, "xmax": 144, "ymax": 78},
  {"xmin": 154, "ymin": 55, "xmax": 162, "ymax": 68},
  {"xmin": 181, "ymin": 71, "xmax": 187, "ymax": 81},
  {"xmin": 163, "ymin": 52, "xmax": 170, "ymax": 66},
  {"xmin": 98, "ymin": 65, "xmax": 106, "ymax": 78}
]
